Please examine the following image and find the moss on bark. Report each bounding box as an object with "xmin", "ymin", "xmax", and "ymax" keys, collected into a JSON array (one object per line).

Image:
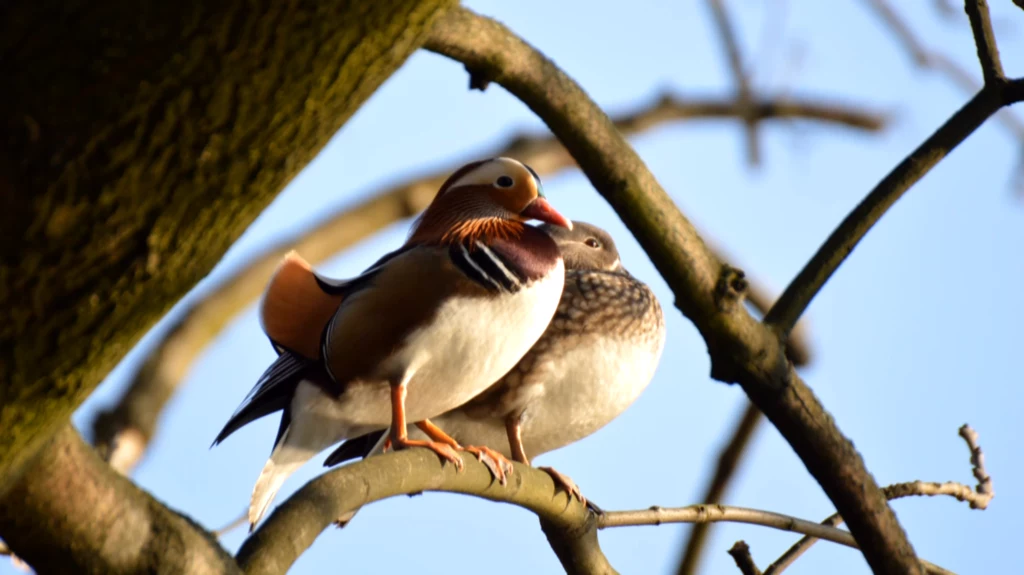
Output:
[
  {"xmin": 0, "ymin": 426, "xmax": 240, "ymax": 574},
  {"xmin": 0, "ymin": 0, "xmax": 456, "ymax": 492}
]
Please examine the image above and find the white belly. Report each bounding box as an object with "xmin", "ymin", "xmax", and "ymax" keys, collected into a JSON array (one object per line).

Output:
[
  {"xmin": 296, "ymin": 260, "xmax": 565, "ymax": 434},
  {"xmin": 420, "ymin": 332, "xmax": 664, "ymax": 458}
]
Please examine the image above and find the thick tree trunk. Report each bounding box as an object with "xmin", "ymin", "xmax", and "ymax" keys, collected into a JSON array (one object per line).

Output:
[
  {"xmin": 0, "ymin": 0, "xmax": 456, "ymax": 493},
  {"xmin": 0, "ymin": 426, "xmax": 239, "ymax": 574}
]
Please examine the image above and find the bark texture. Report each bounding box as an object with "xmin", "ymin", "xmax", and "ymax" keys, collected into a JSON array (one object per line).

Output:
[
  {"xmin": 0, "ymin": 0, "xmax": 456, "ymax": 492},
  {"xmin": 0, "ymin": 425, "xmax": 239, "ymax": 574}
]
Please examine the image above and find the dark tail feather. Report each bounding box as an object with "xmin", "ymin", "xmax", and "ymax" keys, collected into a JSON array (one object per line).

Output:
[
  {"xmin": 212, "ymin": 352, "xmax": 309, "ymax": 447},
  {"xmin": 323, "ymin": 430, "xmax": 386, "ymax": 467}
]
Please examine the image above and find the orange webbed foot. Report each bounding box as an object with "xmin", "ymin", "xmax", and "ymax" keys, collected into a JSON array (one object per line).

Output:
[
  {"xmin": 463, "ymin": 445, "xmax": 514, "ymax": 485},
  {"xmin": 392, "ymin": 437, "xmax": 464, "ymax": 471}
]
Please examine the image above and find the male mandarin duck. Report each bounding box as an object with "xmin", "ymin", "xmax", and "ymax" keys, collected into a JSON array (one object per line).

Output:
[
  {"xmin": 325, "ymin": 221, "xmax": 666, "ymax": 505},
  {"xmin": 213, "ymin": 157, "xmax": 572, "ymax": 528}
]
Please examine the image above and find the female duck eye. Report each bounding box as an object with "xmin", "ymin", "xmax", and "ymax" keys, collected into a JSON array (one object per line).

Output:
[
  {"xmin": 495, "ymin": 175, "xmax": 514, "ymax": 188},
  {"xmin": 585, "ymin": 238, "xmax": 601, "ymax": 249}
]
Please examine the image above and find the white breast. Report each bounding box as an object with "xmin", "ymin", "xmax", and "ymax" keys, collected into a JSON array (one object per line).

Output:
[
  {"xmin": 316, "ymin": 259, "xmax": 565, "ymax": 430},
  {"xmin": 401, "ymin": 260, "xmax": 565, "ymax": 421},
  {"xmin": 518, "ymin": 334, "xmax": 663, "ymax": 457},
  {"xmin": 418, "ymin": 330, "xmax": 665, "ymax": 459}
]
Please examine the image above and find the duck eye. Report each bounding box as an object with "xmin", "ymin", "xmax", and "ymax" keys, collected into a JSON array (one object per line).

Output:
[
  {"xmin": 585, "ymin": 238, "xmax": 601, "ymax": 249},
  {"xmin": 495, "ymin": 175, "xmax": 514, "ymax": 188}
]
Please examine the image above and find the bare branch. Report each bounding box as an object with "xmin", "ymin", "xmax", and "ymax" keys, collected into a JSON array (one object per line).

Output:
[
  {"xmin": 426, "ymin": 6, "xmax": 923, "ymax": 573},
  {"xmin": 600, "ymin": 505, "xmax": 856, "ymax": 548},
  {"xmin": 0, "ymin": 425, "xmax": 238, "ymax": 575},
  {"xmin": 235, "ymin": 451, "xmax": 609, "ymax": 575},
  {"xmin": 728, "ymin": 541, "xmax": 763, "ymax": 575},
  {"xmin": 765, "ymin": 425, "xmax": 993, "ymax": 575},
  {"xmin": 236, "ymin": 450, "xmax": 957, "ymax": 575},
  {"xmin": 963, "ymin": 0, "xmax": 1005, "ymax": 84},
  {"xmin": 93, "ymin": 90, "xmax": 874, "ymax": 474},
  {"xmin": 705, "ymin": 0, "xmax": 759, "ymax": 164},
  {"xmin": 958, "ymin": 424, "xmax": 994, "ymax": 509},
  {"xmin": 675, "ymin": 402, "xmax": 763, "ymax": 575},
  {"xmin": 765, "ymin": 0, "xmax": 1024, "ymax": 334},
  {"xmin": 864, "ymin": 0, "xmax": 1024, "ymax": 190}
]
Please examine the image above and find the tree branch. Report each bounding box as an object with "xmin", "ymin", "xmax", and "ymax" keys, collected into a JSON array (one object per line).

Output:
[
  {"xmin": 863, "ymin": 0, "xmax": 1024, "ymax": 190},
  {"xmin": 0, "ymin": 425, "xmax": 238, "ymax": 574},
  {"xmin": 93, "ymin": 90, "xmax": 870, "ymax": 474},
  {"xmin": 963, "ymin": 0, "xmax": 1004, "ymax": 85},
  {"xmin": 234, "ymin": 451, "xmax": 606, "ymax": 575},
  {"xmin": 236, "ymin": 450, "xmax": 958, "ymax": 575},
  {"xmin": 425, "ymin": 6, "xmax": 925, "ymax": 574},
  {"xmin": 600, "ymin": 505, "xmax": 856, "ymax": 547},
  {"xmin": 764, "ymin": 424, "xmax": 993, "ymax": 575},
  {"xmin": 764, "ymin": 0, "xmax": 1023, "ymax": 334},
  {"xmin": 728, "ymin": 541, "xmax": 763, "ymax": 575}
]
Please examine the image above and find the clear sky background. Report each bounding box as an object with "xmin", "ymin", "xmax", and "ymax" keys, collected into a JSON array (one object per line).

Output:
[{"xmin": 10, "ymin": 1, "xmax": 1022, "ymax": 574}]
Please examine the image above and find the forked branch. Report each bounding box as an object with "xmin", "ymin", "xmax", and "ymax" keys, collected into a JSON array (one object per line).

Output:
[
  {"xmin": 764, "ymin": 424, "xmax": 994, "ymax": 575},
  {"xmin": 235, "ymin": 450, "xmax": 954, "ymax": 575},
  {"xmin": 426, "ymin": 6, "xmax": 923, "ymax": 574},
  {"xmin": 764, "ymin": 0, "xmax": 1024, "ymax": 334}
]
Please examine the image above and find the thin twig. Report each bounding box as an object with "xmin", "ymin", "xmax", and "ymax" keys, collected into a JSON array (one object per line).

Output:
[
  {"xmin": 600, "ymin": 505, "xmax": 857, "ymax": 548},
  {"xmin": 728, "ymin": 541, "xmax": 763, "ymax": 575},
  {"xmin": 675, "ymin": 402, "xmax": 763, "ymax": 575},
  {"xmin": 91, "ymin": 92, "xmax": 870, "ymax": 474},
  {"xmin": 427, "ymin": 6, "xmax": 924, "ymax": 573},
  {"xmin": 706, "ymin": 0, "xmax": 759, "ymax": 164},
  {"xmin": 963, "ymin": 0, "xmax": 1004, "ymax": 84},
  {"xmin": 958, "ymin": 424, "xmax": 994, "ymax": 509},
  {"xmin": 764, "ymin": 425, "xmax": 993, "ymax": 575}
]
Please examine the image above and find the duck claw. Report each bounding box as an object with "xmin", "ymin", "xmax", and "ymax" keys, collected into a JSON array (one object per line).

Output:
[
  {"xmin": 393, "ymin": 438, "xmax": 464, "ymax": 471},
  {"xmin": 539, "ymin": 466, "xmax": 588, "ymax": 508},
  {"xmin": 463, "ymin": 445, "xmax": 514, "ymax": 485}
]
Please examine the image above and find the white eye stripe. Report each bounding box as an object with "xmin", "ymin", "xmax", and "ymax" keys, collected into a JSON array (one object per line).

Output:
[{"xmin": 446, "ymin": 157, "xmax": 532, "ymax": 191}]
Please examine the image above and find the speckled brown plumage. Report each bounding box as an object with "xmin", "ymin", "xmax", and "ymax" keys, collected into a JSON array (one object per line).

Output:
[{"xmin": 463, "ymin": 268, "xmax": 664, "ymax": 420}]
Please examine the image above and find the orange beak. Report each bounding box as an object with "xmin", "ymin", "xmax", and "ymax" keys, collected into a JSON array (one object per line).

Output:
[{"xmin": 520, "ymin": 197, "xmax": 573, "ymax": 230}]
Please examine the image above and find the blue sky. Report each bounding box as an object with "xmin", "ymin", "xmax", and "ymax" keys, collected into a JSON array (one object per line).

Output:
[{"xmin": 18, "ymin": 1, "xmax": 1023, "ymax": 574}]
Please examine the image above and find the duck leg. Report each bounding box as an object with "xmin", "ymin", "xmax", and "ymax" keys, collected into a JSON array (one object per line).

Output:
[
  {"xmin": 504, "ymin": 414, "xmax": 592, "ymax": 509},
  {"xmin": 415, "ymin": 420, "xmax": 513, "ymax": 484},
  {"xmin": 389, "ymin": 384, "xmax": 463, "ymax": 470}
]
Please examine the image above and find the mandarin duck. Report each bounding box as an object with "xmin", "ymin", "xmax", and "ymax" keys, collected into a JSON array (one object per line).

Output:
[
  {"xmin": 325, "ymin": 221, "xmax": 666, "ymax": 505},
  {"xmin": 213, "ymin": 157, "xmax": 572, "ymax": 528}
]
